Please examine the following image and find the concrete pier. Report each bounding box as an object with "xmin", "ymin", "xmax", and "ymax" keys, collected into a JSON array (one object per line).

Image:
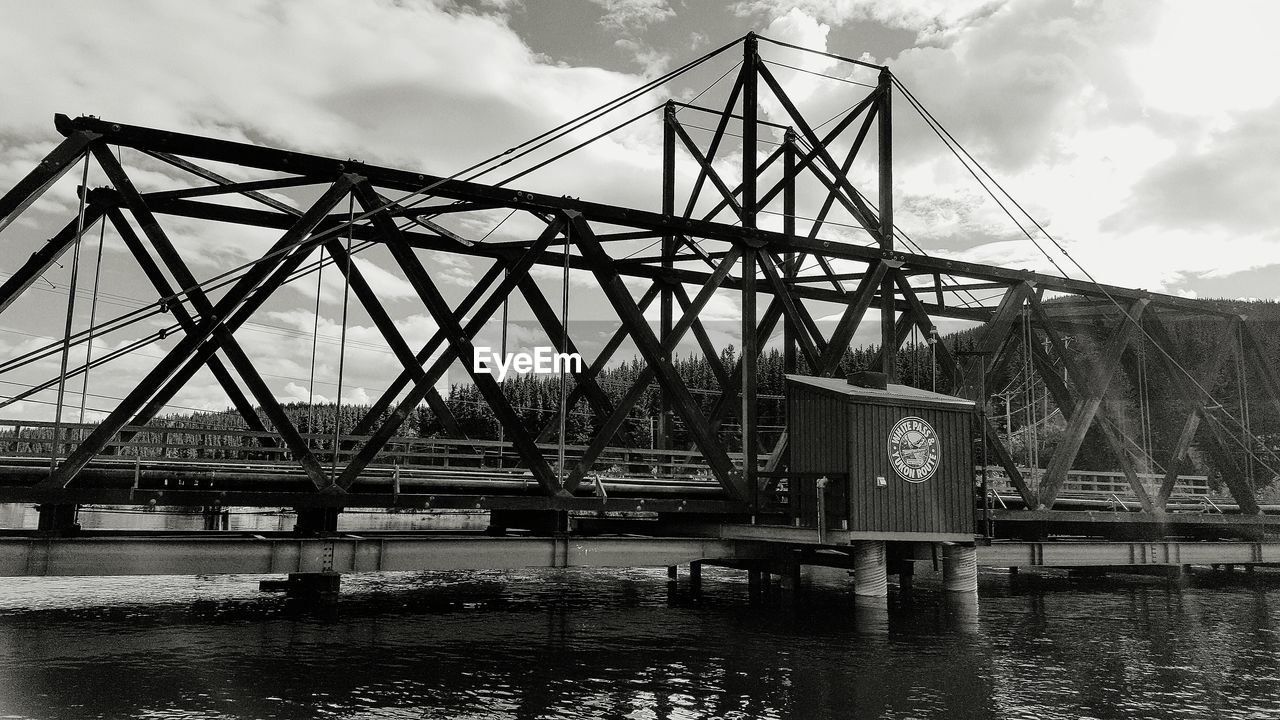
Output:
[
  {"xmin": 260, "ymin": 572, "xmax": 341, "ymax": 597},
  {"xmin": 852, "ymin": 540, "xmax": 888, "ymax": 605},
  {"xmin": 35, "ymin": 504, "xmax": 80, "ymax": 535},
  {"xmin": 943, "ymin": 543, "xmax": 979, "ymax": 594}
]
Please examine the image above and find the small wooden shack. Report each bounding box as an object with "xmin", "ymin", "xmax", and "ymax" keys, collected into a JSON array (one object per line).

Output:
[{"xmin": 785, "ymin": 373, "xmax": 976, "ymax": 541}]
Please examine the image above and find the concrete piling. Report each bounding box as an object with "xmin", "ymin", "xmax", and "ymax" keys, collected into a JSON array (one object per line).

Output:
[
  {"xmin": 852, "ymin": 540, "xmax": 888, "ymax": 606},
  {"xmin": 943, "ymin": 543, "xmax": 978, "ymax": 594}
]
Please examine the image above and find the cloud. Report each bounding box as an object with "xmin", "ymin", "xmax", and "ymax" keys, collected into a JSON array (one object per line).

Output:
[
  {"xmin": 0, "ymin": 0, "xmax": 673, "ymax": 418},
  {"xmin": 6, "ymin": 0, "xmax": 1280, "ymax": 424},
  {"xmin": 736, "ymin": 0, "xmax": 1003, "ymax": 42},
  {"xmin": 590, "ymin": 0, "xmax": 675, "ymax": 33},
  {"xmin": 0, "ymin": 0, "xmax": 651, "ymax": 181},
  {"xmin": 1105, "ymin": 99, "xmax": 1280, "ymax": 235},
  {"xmin": 587, "ymin": 0, "xmax": 677, "ymax": 75}
]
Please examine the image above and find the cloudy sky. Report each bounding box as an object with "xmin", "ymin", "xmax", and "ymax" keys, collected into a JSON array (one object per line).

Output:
[{"xmin": 1, "ymin": 0, "xmax": 1277, "ymax": 420}]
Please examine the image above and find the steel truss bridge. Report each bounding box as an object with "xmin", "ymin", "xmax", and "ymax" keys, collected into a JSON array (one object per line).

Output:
[{"xmin": 1, "ymin": 34, "xmax": 1279, "ymax": 583}]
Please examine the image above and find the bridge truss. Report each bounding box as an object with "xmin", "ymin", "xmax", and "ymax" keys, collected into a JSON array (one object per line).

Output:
[{"xmin": 1, "ymin": 34, "xmax": 1277, "ymax": 532}]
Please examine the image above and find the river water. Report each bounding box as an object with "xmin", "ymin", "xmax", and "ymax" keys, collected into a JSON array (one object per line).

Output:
[
  {"xmin": 2, "ymin": 561, "xmax": 1280, "ymax": 719},
  {"xmin": 2, "ymin": 505, "xmax": 1279, "ymax": 718}
]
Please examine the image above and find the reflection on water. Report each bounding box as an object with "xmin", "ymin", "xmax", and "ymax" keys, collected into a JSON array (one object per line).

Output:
[
  {"xmin": 0, "ymin": 503, "xmax": 486, "ymax": 533},
  {"xmin": 2, "ymin": 566, "xmax": 1280, "ymax": 719}
]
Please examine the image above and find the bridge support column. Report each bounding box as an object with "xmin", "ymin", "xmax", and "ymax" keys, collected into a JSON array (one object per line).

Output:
[
  {"xmin": 891, "ymin": 558, "xmax": 914, "ymax": 595},
  {"xmin": 689, "ymin": 560, "xmax": 702, "ymax": 593},
  {"xmin": 260, "ymin": 572, "xmax": 341, "ymax": 597},
  {"xmin": 852, "ymin": 540, "xmax": 888, "ymax": 606},
  {"xmin": 293, "ymin": 507, "xmax": 339, "ymax": 535},
  {"xmin": 36, "ymin": 504, "xmax": 80, "ymax": 536},
  {"xmin": 201, "ymin": 506, "xmax": 229, "ymax": 531},
  {"xmin": 781, "ymin": 561, "xmax": 802, "ymax": 592}
]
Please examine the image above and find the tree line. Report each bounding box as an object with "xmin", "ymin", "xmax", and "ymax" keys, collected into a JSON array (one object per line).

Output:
[{"xmin": 142, "ymin": 298, "xmax": 1280, "ymax": 487}]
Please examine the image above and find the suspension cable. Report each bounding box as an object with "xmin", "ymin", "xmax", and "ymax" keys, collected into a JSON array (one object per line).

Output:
[
  {"xmin": 4, "ymin": 41, "xmax": 742, "ymax": 389},
  {"xmin": 330, "ymin": 194, "xmax": 354, "ymax": 480},
  {"xmin": 50, "ymin": 154, "xmax": 92, "ymax": 463},
  {"xmin": 0, "ymin": 235, "xmax": 377, "ymax": 378},
  {"xmin": 306, "ymin": 244, "xmax": 324, "ymax": 438},
  {"xmin": 892, "ymin": 73, "xmax": 1280, "ymax": 478},
  {"xmin": 78, "ymin": 194, "xmax": 109, "ymax": 424}
]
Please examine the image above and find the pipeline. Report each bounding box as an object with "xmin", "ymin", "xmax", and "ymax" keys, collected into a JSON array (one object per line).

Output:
[{"xmin": 0, "ymin": 460, "xmax": 728, "ymax": 498}]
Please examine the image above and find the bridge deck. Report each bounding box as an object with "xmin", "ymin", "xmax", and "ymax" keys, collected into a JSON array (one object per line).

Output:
[
  {"xmin": 3, "ymin": 528, "xmax": 1279, "ymax": 578},
  {"xmin": 2, "ymin": 419, "xmax": 1274, "ymax": 538}
]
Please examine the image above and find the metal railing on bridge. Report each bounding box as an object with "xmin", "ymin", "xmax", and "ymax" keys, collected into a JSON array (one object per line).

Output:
[
  {"xmin": 984, "ymin": 466, "xmax": 1227, "ymax": 509},
  {"xmin": 0, "ymin": 418, "xmax": 772, "ymax": 489}
]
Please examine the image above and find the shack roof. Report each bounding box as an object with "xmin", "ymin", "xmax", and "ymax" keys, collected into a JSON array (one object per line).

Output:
[{"xmin": 785, "ymin": 374, "xmax": 975, "ymax": 408}]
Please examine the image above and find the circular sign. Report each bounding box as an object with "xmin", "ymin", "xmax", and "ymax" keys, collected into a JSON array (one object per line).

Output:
[{"xmin": 887, "ymin": 416, "xmax": 940, "ymax": 483}]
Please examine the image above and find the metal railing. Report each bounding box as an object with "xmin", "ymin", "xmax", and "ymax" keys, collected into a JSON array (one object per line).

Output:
[
  {"xmin": 0, "ymin": 418, "xmax": 772, "ymax": 482},
  {"xmin": 983, "ymin": 466, "xmax": 1222, "ymax": 504}
]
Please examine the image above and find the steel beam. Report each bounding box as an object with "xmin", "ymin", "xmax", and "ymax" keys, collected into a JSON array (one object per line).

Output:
[
  {"xmin": 0, "ymin": 131, "xmax": 97, "ymax": 234},
  {"xmin": 680, "ymin": 70, "xmax": 743, "ymax": 219},
  {"xmin": 139, "ymin": 195, "xmax": 994, "ymax": 323},
  {"xmin": 661, "ymin": 102, "xmax": 677, "ymax": 451},
  {"xmin": 782, "ymin": 132, "xmax": 798, "ymax": 379},
  {"xmin": 1026, "ymin": 295, "xmax": 1155, "ymax": 512},
  {"xmin": 980, "ymin": 540, "xmax": 1280, "ymax": 568},
  {"xmin": 1143, "ymin": 313, "xmax": 1261, "ymax": 513},
  {"xmin": 515, "ymin": 274, "xmax": 616, "ymax": 423},
  {"xmin": 1038, "ymin": 299, "xmax": 1149, "ymax": 508},
  {"xmin": 535, "ymin": 283, "xmax": 662, "ymax": 443},
  {"xmin": 348, "ymin": 183, "xmax": 561, "ymax": 494},
  {"xmin": 351, "ymin": 262, "xmax": 505, "ymax": 437},
  {"xmin": 956, "ymin": 283, "xmax": 1032, "ymax": 399},
  {"xmin": 672, "ymin": 284, "xmax": 731, "ymax": 389},
  {"xmin": 41, "ymin": 176, "xmax": 356, "ymax": 489},
  {"xmin": 0, "ymin": 205, "xmax": 107, "ymax": 317},
  {"xmin": 320, "ymin": 235, "xmax": 467, "ymax": 440},
  {"xmin": 0, "ymin": 535, "xmax": 754, "ymax": 577},
  {"xmin": 706, "ymin": 298, "xmax": 782, "ymax": 432},
  {"xmin": 893, "ymin": 274, "xmax": 962, "ymax": 386},
  {"xmin": 52, "ymin": 114, "xmax": 1234, "ymax": 317},
  {"xmin": 567, "ymin": 213, "xmax": 742, "ymax": 498},
  {"xmin": 93, "ymin": 149, "xmax": 326, "ymax": 479},
  {"xmin": 817, "ymin": 262, "xmax": 890, "ymax": 374},
  {"xmin": 1143, "ymin": 316, "xmax": 1237, "ymax": 507},
  {"xmin": 669, "ymin": 115, "xmax": 743, "ymax": 221},
  {"xmin": 104, "ymin": 206, "xmax": 273, "ymax": 441},
  {"xmin": 756, "ymin": 250, "xmax": 821, "ymax": 368},
  {"xmin": 878, "ymin": 67, "xmax": 896, "ymax": 381}
]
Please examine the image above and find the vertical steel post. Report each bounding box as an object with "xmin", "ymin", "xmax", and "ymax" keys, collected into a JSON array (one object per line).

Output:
[
  {"xmin": 742, "ymin": 34, "xmax": 760, "ymax": 510},
  {"xmin": 659, "ymin": 101, "xmax": 676, "ymax": 453},
  {"xmin": 980, "ymin": 355, "xmax": 990, "ymax": 535},
  {"xmin": 557, "ymin": 222, "xmax": 571, "ymax": 483},
  {"xmin": 742, "ymin": 34, "xmax": 758, "ymax": 227},
  {"xmin": 877, "ymin": 67, "xmax": 896, "ymax": 382},
  {"xmin": 783, "ymin": 129, "xmax": 797, "ymax": 377},
  {"xmin": 742, "ymin": 249, "xmax": 758, "ymax": 509},
  {"xmin": 498, "ymin": 268, "xmax": 508, "ymax": 467}
]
